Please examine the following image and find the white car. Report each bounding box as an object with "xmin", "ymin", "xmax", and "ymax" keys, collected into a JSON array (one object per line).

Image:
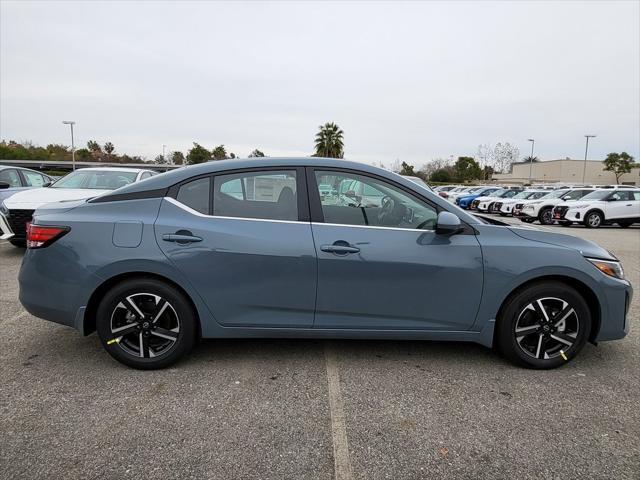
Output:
[
  {"xmin": 495, "ymin": 190, "xmax": 548, "ymax": 216},
  {"xmin": 0, "ymin": 167, "xmax": 157, "ymax": 246},
  {"xmin": 447, "ymin": 186, "xmax": 485, "ymax": 203},
  {"xmin": 473, "ymin": 188, "xmax": 523, "ymax": 212},
  {"xmin": 552, "ymin": 189, "xmax": 640, "ymax": 228},
  {"xmin": 518, "ymin": 188, "xmax": 596, "ymax": 224}
]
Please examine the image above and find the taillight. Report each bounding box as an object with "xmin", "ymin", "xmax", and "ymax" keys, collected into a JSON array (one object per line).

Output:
[{"xmin": 26, "ymin": 223, "xmax": 70, "ymax": 249}]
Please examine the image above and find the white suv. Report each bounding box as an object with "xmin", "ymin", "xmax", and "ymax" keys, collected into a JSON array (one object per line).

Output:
[
  {"xmin": 496, "ymin": 190, "xmax": 548, "ymax": 216},
  {"xmin": 519, "ymin": 188, "xmax": 595, "ymax": 225},
  {"xmin": 553, "ymin": 189, "xmax": 640, "ymax": 228}
]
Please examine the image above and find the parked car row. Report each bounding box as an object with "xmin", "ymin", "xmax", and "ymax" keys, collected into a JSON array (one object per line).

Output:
[
  {"xmin": 0, "ymin": 167, "xmax": 158, "ymax": 246},
  {"xmin": 431, "ymin": 183, "xmax": 640, "ymax": 228}
]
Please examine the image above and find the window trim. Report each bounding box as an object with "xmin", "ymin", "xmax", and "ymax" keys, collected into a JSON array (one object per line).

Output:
[{"xmin": 1, "ymin": 168, "xmax": 22, "ymax": 187}]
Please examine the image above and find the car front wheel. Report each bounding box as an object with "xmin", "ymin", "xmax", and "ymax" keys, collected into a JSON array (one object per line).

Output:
[
  {"xmin": 584, "ymin": 211, "xmax": 603, "ymax": 228},
  {"xmin": 496, "ymin": 281, "xmax": 591, "ymax": 369},
  {"xmin": 96, "ymin": 278, "xmax": 197, "ymax": 369},
  {"xmin": 538, "ymin": 207, "xmax": 553, "ymax": 225}
]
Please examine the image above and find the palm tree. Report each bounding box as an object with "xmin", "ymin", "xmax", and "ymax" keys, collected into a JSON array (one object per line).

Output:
[{"xmin": 314, "ymin": 122, "xmax": 344, "ymax": 158}]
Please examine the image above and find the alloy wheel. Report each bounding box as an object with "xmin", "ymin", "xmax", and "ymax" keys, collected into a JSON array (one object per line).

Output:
[
  {"xmin": 514, "ymin": 297, "xmax": 579, "ymax": 360},
  {"xmin": 587, "ymin": 213, "xmax": 602, "ymax": 227},
  {"xmin": 110, "ymin": 293, "xmax": 180, "ymax": 358}
]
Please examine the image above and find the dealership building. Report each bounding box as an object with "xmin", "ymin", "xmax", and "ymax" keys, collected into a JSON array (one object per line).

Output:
[{"xmin": 492, "ymin": 158, "xmax": 639, "ymax": 186}]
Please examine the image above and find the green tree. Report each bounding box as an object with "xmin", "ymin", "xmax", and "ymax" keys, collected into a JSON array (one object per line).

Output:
[
  {"xmin": 75, "ymin": 148, "xmax": 91, "ymax": 160},
  {"xmin": 604, "ymin": 152, "xmax": 636, "ymax": 183},
  {"xmin": 171, "ymin": 151, "xmax": 185, "ymax": 165},
  {"xmin": 398, "ymin": 161, "xmax": 417, "ymax": 176},
  {"xmin": 248, "ymin": 149, "xmax": 265, "ymax": 158},
  {"xmin": 453, "ymin": 156, "xmax": 482, "ymax": 182},
  {"xmin": 87, "ymin": 140, "xmax": 101, "ymax": 152},
  {"xmin": 314, "ymin": 122, "xmax": 344, "ymax": 158},
  {"xmin": 104, "ymin": 142, "xmax": 115, "ymax": 156},
  {"xmin": 211, "ymin": 145, "xmax": 227, "ymax": 160},
  {"xmin": 186, "ymin": 143, "xmax": 211, "ymax": 164},
  {"xmin": 46, "ymin": 144, "xmax": 69, "ymax": 160},
  {"xmin": 430, "ymin": 168, "xmax": 454, "ymax": 183},
  {"xmin": 155, "ymin": 154, "xmax": 167, "ymax": 165}
]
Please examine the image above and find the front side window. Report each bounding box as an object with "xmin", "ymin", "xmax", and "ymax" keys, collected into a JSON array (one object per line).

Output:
[
  {"xmin": 176, "ymin": 177, "xmax": 210, "ymax": 214},
  {"xmin": 0, "ymin": 169, "xmax": 21, "ymax": 187},
  {"xmin": 314, "ymin": 171, "xmax": 437, "ymax": 230},
  {"xmin": 213, "ymin": 170, "xmax": 298, "ymax": 221},
  {"xmin": 22, "ymin": 171, "xmax": 47, "ymax": 187}
]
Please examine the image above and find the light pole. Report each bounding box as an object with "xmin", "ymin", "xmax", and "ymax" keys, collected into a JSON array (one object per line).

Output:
[
  {"xmin": 582, "ymin": 135, "xmax": 596, "ymax": 184},
  {"xmin": 162, "ymin": 144, "xmax": 167, "ymax": 164},
  {"xmin": 527, "ymin": 138, "xmax": 535, "ymax": 183},
  {"xmin": 62, "ymin": 121, "xmax": 76, "ymax": 170}
]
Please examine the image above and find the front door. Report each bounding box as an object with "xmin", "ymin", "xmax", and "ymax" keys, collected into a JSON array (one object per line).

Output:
[
  {"xmin": 606, "ymin": 191, "xmax": 640, "ymax": 220},
  {"xmin": 155, "ymin": 168, "xmax": 317, "ymax": 328},
  {"xmin": 308, "ymin": 169, "xmax": 484, "ymax": 331}
]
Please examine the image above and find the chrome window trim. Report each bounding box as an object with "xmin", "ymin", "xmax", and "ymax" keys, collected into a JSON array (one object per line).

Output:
[
  {"xmin": 166, "ymin": 197, "xmax": 434, "ymax": 232},
  {"xmin": 164, "ymin": 197, "xmax": 304, "ymax": 225}
]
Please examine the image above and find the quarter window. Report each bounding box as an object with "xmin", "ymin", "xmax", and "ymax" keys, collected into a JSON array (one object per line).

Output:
[
  {"xmin": 176, "ymin": 177, "xmax": 210, "ymax": 214},
  {"xmin": 314, "ymin": 171, "xmax": 438, "ymax": 230},
  {"xmin": 213, "ymin": 170, "xmax": 298, "ymax": 221}
]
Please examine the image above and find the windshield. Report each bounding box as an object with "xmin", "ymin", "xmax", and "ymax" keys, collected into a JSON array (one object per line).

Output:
[
  {"xmin": 580, "ymin": 190, "xmax": 612, "ymax": 201},
  {"xmin": 563, "ymin": 189, "xmax": 592, "ymax": 200},
  {"xmin": 528, "ymin": 191, "xmax": 549, "ymax": 199},
  {"xmin": 513, "ymin": 191, "xmax": 533, "ymax": 199},
  {"xmin": 500, "ymin": 190, "xmax": 520, "ymax": 198},
  {"xmin": 52, "ymin": 170, "xmax": 138, "ymax": 189},
  {"xmin": 541, "ymin": 190, "xmax": 569, "ymax": 199}
]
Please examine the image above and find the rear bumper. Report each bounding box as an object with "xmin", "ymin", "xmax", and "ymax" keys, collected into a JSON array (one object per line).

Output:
[{"xmin": 0, "ymin": 212, "xmax": 14, "ymax": 239}]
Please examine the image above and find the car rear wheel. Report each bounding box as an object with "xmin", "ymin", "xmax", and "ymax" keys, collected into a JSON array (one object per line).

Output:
[
  {"xmin": 584, "ymin": 211, "xmax": 603, "ymax": 228},
  {"xmin": 538, "ymin": 207, "xmax": 553, "ymax": 225},
  {"xmin": 496, "ymin": 282, "xmax": 591, "ymax": 369},
  {"xmin": 96, "ymin": 278, "xmax": 197, "ymax": 369}
]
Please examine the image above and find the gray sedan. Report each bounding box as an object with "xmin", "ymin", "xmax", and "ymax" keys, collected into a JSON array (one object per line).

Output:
[{"xmin": 18, "ymin": 157, "xmax": 632, "ymax": 370}]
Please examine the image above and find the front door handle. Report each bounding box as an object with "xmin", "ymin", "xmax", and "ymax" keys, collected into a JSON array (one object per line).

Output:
[
  {"xmin": 162, "ymin": 231, "xmax": 203, "ymax": 244},
  {"xmin": 320, "ymin": 241, "xmax": 360, "ymax": 255}
]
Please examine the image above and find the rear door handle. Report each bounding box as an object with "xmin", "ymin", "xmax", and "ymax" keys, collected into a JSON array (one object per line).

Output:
[
  {"xmin": 162, "ymin": 232, "xmax": 202, "ymax": 244},
  {"xmin": 320, "ymin": 242, "xmax": 360, "ymax": 255}
]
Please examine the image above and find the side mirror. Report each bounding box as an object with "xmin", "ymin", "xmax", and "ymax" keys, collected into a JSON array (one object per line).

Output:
[
  {"xmin": 42, "ymin": 181, "xmax": 52, "ymax": 187},
  {"xmin": 436, "ymin": 211, "xmax": 463, "ymax": 235},
  {"xmin": 0, "ymin": 182, "xmax": 10, "ymax": 189}
]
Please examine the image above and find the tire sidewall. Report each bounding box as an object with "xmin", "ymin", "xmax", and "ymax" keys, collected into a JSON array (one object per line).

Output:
[
  {"xmin": 584, "ymin": 211, "xmax": 603, "ymax": 228},
  {"xmin": 96, "ymin": 278, "xmax": 196, "ymax": 369},
  {"xmin": 497, "ymin": 282, "xmax": 591, "ymax": 369}
]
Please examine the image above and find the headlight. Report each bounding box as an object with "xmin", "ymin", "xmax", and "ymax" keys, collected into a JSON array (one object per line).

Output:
[{"xmin": 586, "ymin": 258, "xmax": 625, "ymax": 280}]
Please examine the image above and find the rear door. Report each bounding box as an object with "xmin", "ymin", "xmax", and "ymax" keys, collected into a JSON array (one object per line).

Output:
[
  {"xmin": 155, "ymin": 167, "xmax": 317, "ymax": 328},
  {"xmin": 308, "ymin": 168, "xmax": 484, "ymax": 331},
  {"xmin": 606, "ymin": 191, "xmax": 637, "ymax": 220}
]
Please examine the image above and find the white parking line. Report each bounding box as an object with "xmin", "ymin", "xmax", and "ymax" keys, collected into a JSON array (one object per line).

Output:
[{"xmin": 325, "ymin": 343, "xmax": 354, "ymax": 480}]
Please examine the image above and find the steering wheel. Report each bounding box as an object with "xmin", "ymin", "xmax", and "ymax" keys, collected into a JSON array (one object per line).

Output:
[{"xmin": 377, "ymin": 196, "xmax": 395, "ymax": 225}]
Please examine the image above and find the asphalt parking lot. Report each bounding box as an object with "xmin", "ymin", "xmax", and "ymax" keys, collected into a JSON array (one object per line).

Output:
[{"xmin": 1, "ymin": 219, "xmax": 639, "ymax": 480}]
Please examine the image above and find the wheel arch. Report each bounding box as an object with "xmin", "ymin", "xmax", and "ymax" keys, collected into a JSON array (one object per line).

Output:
[
  {"xmin": 494, "ymin": 275, "xmax": 601, "ymax": 344},
  {"xmin": 83, "ymin": 272, "xmax": 202, "ymax": 338},
  {"xmin": 584, "ymin": 208, "xmax": 605, "ymax": 223}
]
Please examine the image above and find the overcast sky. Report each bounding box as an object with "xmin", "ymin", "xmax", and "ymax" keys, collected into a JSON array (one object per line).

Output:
[{"xmin": 1, "ymin": 1, "xmax": 639, "ymax": 167}]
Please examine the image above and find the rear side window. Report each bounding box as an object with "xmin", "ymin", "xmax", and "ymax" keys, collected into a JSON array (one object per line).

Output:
[
  {"xmin": 609, "ymin": 191, "xmax": 632, "ymax": 201},
  {"xmin": 176, "ymin": 177, "xmax": 210, "ymax": 214},
  {"xmin": 213, "ymin": 170, "xmax": 298, "ymax": 221}
]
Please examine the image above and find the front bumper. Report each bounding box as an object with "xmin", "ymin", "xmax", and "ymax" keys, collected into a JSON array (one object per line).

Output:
[
  {"xmin": 0, "ymin": 212, "xmax": 14, "ymax": 239},
  {"xmin": 595, "ymin": 277, "xmax": 633, "ymax": 342}
]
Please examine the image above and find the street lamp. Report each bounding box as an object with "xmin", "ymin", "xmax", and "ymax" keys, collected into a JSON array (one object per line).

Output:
[
  {"xmin": 582, "ymin": 135, "xmax": 596, "ymax": 184},
  {"xmin": 527, "ymin": 138, "xmax": 535, "ymax": 183},
  {"xmin": 162, "ymin": 144, "xmax": 167, "ymax": 164},
  {"xmin": 62, "ymin": 121, "xmax": 76, "ymax": 170}
]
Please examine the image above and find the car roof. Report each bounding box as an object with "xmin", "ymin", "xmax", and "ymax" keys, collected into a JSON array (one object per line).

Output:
[
  {"xmin": 68, "ymin": 167, "xmax": 150, "ymax": 173},
  {"xmin": 108, "ymin": 157, "xmax": 419, "ymax": 194}
]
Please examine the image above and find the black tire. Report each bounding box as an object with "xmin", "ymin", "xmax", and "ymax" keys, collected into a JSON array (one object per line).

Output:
[
  {"xmin": 584, "ymin": 210, "xmax": 603, "ymax": 229},
  {"xmin": 96, "ymin": 278, "xmax": 197, "ymax": 369},
  {"xmin": 9, "ymin": 239, "xmax": 26, "ymax": 248},
  {"xmin": 538, "ymin": 207, "xmax": 553, "ymax": 225},
  {"xmin": 496, "ymin": 281, "xmax": 591, "ymax": 369},
  {"xmin": 617, "ymin": 222, "xmax": 632, "ymax": 228}
]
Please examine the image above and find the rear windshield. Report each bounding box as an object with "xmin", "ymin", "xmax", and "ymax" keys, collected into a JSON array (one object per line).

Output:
[{"xmin": 53, "ymin": 170, "xmax": 138, "ymax": 190}]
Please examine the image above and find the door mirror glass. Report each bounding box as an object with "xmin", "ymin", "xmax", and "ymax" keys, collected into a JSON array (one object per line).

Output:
[
  {"xmin": 435, "ymin": 211, "xmax": 462, "ymax": 235},
  {"xmin": 0, "ymin": 181, "xmax": 9, "ymax": 189}
]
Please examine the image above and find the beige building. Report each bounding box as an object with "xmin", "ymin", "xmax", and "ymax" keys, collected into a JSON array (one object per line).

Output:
[{"xmin": 492, "ymin": 159, "xmax": 639, "ymax": 185}]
